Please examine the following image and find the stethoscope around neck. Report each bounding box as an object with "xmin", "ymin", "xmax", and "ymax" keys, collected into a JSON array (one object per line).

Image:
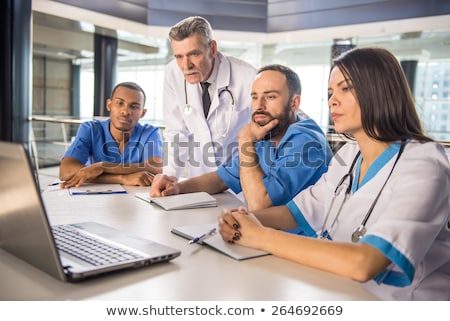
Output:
[
  {"xmin": 318, "ymin": 140, "xmax": 406, "ymax": 243},
  {"xmin": 183, "ymin": 80, "xmax": 235, "ymax": 137}
]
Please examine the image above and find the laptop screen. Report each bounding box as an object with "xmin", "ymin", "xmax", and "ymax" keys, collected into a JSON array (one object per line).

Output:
[{"xmin": 0, "ymin": 141, "xmax": 66, "ymax": 281}]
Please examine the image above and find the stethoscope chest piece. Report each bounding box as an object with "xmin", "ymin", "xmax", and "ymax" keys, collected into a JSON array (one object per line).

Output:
[
  {"xmin": 351, "ymin": 225, "xmax": 367, "ymax": 243},
  {"xmin": 184, "ymin": 104, "xmax": 192, "ymax": 115}
]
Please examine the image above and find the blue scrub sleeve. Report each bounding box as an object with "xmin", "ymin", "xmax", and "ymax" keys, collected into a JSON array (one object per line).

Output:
[
  {"xmin": 63, "ymin": 122, "xmax": 94, "ymax": 164},
  {"xmin": 216, "ymin": 157, "xmax": 241, "ymax": 194}
]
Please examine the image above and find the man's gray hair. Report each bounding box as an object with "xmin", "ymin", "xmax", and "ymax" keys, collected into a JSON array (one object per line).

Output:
[{"xmin": 169, "ymin": 16, "xmax": 213, "ymax": 47}]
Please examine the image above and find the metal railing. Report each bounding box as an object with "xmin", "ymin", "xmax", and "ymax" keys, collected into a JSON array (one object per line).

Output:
[{"xmin": 29, "ymin": 115, "xmax": 165, "ymax": 168}]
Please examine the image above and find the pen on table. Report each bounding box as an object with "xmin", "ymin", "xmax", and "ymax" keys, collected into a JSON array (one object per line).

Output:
[
  {"xmin": 188, "ymin": 227, "xmax": 217, "ymax": 244},
  {"xmin": 48, "ymin": 181, "xmax": 64, "ymax": 186}
]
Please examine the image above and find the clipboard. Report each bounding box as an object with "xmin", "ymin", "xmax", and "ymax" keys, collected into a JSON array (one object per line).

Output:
[{"xmin": 68, "ymin": 183, "xmax": 127, "ymax": 195}]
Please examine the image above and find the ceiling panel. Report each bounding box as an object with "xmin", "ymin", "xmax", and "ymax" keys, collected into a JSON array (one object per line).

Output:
[{"xmin": 33, "ymin": 1, "xmax": 450, "ymax": 62}]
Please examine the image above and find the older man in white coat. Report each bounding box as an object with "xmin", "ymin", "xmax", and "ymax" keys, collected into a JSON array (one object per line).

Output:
[{"xmin": 162, "ymin": 16, "xmax": 256, "ymax": 179}]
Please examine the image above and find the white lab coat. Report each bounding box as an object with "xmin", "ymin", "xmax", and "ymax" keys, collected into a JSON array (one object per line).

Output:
[
  {"xmin": 162, "ymin": 52, "xmax": 256, "ymax": 178},
  {"xmin": 290, "ymin": 140, "xmax": 450, "ymax": 300}
]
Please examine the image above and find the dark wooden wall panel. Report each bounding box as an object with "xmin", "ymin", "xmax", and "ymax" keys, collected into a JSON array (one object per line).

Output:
[
  {"xmin": 53, "ymin": 0, "xmax": 450, "ymax": 33},
  {"xmin": 267, "ymin": 0, "xmax": 450, "ymax": 32}
]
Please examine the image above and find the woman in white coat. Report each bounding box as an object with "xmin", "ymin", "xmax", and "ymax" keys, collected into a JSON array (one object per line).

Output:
[
  {"xmin": 218, "ymin": 47, "xmax": 450, "ymax": 300},
  {"xmin": 162, "ymin": 16, "xmax": 256, "ymax": 179}
]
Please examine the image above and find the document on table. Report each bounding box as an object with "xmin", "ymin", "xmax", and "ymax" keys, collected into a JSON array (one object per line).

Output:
[
  {"xmin": 171, "ymin": 222, "xmax": 270, "ymax": 260},
  {"xmin": 135, "ymin": 192, "xmax": 217, "ymax": 210},
  {"xmin": 68, "ymin": 183, "xmax": 127, "ymax": 195}
]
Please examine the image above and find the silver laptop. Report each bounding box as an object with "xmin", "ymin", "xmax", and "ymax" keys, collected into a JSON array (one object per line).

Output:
[{"xmin": 0, "ymin": 141, "xmax": 181, "ymax": 281}]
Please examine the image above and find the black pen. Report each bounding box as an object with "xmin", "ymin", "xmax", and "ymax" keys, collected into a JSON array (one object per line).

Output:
[
  {"xmin": 48, "ymin": 181, "xmax": 64, "ymax": 186},
  {"xmin": 188, "ymin": 228, "xmax": 216, "ymax": 244}
]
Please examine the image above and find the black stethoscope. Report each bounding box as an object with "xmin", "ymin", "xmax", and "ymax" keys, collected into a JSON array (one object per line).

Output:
[
  {"xmin": 183, "ymin": 80, "xmax": 235, "ymax": 137},
  {"xmin": 318, "ymin": 140, "xmax": 406, "ymax": 242}
]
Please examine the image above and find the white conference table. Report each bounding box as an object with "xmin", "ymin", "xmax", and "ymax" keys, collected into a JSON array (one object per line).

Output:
[{"xmin": 0, "ymin": 185, "xmax": 377, "ymax": 301}]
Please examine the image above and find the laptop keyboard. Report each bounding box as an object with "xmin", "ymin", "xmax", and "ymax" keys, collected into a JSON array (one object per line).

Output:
[{"xmin": 52, "ymin": 225, "xmax": 144, "ymax": 266}]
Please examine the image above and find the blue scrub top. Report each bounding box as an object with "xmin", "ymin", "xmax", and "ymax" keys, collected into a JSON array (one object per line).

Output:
[
  {"xmin": 216, "ymin": 114, "xmax": 332, "ymax": 206},
  {"xmin": 64, "ymin": 119, "xmax": 163, "ymax": 165}
]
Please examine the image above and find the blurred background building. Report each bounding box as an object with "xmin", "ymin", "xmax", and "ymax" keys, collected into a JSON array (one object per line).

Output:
[{"xmin": 2, "ymin": 0, "xmax": 449, "ymax": 168}]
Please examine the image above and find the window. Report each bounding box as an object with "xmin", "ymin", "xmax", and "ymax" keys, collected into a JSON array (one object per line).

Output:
[{"xmin": 77, "ymin": 44, "xmax": 450, "ymax": 143}]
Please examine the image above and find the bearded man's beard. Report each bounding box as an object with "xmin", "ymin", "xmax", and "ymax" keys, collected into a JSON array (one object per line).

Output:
[{"xmin": 252, "ymin": 106, "xmax": 291, "ymax": 140}]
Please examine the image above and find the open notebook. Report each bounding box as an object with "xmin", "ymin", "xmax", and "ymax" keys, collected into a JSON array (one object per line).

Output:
[
  {"xmin": 172, "ymin": 222, "xmax": 270, "ymax": 260},
  {"xmin": 135, "ymin": 192, "xmax": 217, "ymax": 210}
]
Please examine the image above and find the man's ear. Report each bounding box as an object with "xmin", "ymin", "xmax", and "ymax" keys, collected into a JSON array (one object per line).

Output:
[
  {"xmin": 106, "ymin": 99, "xmax": 112, "ymax": 112},
  {"xmin": 140, "ymin": 108, "xmax": 147, "ymax": 118},
  {"xmin": 210, "ymin": 40, "xmax": 218, "ymax": 57},
  {"xmin": 291, "ymin": 95, "xmax": 301, "ymax": 111}
]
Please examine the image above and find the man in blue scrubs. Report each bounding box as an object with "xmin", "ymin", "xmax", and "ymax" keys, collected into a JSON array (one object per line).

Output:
[
  {"xmin": 150, "ymin": 65, "xmax": 332, "ymax": 211},
  {"xmin": 59, "ymin": 82, "xmax": 162, "ymax": 188}
]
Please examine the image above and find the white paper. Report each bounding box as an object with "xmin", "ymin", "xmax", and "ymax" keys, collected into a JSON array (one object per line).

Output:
[{"xmin": 69, "ymin": 183, "xmax": 127, "ymax": 195}]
